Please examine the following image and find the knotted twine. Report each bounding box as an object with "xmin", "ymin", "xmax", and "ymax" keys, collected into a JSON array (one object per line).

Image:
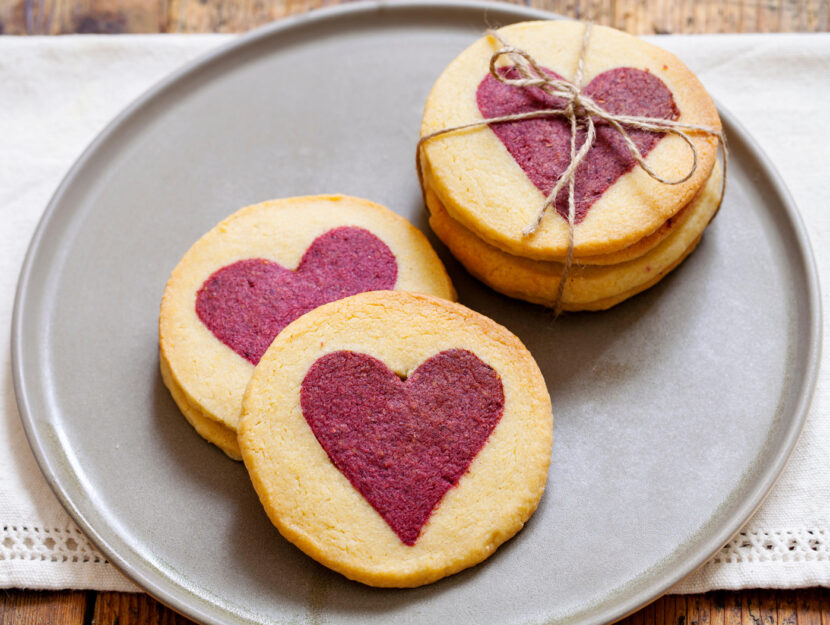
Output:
[{"xmin": 416, "ymin": 23, "xmax": 726, "ymax": 314}]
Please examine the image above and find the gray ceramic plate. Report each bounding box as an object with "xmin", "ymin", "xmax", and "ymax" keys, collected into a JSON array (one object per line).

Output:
[{"xmin": 12, "ymin": 2, "xmax": 821, "ymax": 624}]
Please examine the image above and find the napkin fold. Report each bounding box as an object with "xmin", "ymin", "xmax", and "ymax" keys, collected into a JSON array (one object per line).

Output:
[{"xmin": 1, "ymin": 31, "xmax": 828, "ymax": 593}]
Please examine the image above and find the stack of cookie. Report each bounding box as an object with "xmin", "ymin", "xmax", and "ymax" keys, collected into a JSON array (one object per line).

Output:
[
  {"xmin": 419, "ymin": 20, "xmax": 723, "ymax": 311},
  {"xmin": 159, "ymin": 195, "xmax": 554, "ymax": 587},
  {"xmin": 159, "ymin": 195, "xmax": 456, "ymax": 460}
]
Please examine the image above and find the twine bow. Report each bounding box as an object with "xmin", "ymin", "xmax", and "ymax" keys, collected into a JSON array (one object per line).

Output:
[{"xmin": 417, "ymin": 22, "xmax": 726, "ymax": 314}]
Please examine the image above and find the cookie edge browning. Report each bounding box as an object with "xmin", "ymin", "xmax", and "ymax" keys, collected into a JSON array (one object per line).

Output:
[
  {"xmin": 427, "ymin": 161, "xmax": 722, "ymax": 309},
  {"xmin": 420, "ymin": 19, "xmax": 722, "ymax": 260},
  {"xmin": 158, "ymin": 194, "xmax": 458, "ymax": 459},
  {"xmin": 238, "ymin": 290, "xmax": 553, "ymax": 587},
  {"xmin": 564, "ymin": 233, "xmax": 704, "ymax": 311},
  {"xmin": 421, "ymin": 154, "xmax": 699, "ymax": 266}
]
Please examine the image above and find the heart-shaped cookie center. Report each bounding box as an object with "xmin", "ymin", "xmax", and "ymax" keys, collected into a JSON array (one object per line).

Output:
[
  {"xmin": 477, "ymin": 66, "xmax": 679, "ymax": 224},
  {"xmin": 196, "ymin": 227, "xmax": 397, "ymax": 364},
  {"xmin": 301, "ymin": 349, "xmax": 505, "ymax": 545}
]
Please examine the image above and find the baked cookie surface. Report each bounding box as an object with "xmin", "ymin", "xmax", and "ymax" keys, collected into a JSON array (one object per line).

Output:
[
  {"xmin": 420, "ymin": 19, "xmax": 721, "ymax": 260},
  {"xmin": 427, "ymin": 162, "xmax": 722, "ymax": 310},
  {"xmin": 238, "ymin": 291, "xmax": 553, "ymax": 587},
  {"xmin": 159, "ymin": 195, "xmax": 456, "ymax": 459}
]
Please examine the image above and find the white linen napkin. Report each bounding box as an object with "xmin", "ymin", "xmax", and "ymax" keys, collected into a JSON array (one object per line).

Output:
[{"xmin": 0, "ymin": 32, "xmax": 828, "ymax": 593}]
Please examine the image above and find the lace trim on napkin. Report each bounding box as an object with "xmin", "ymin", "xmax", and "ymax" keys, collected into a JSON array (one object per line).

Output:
[
  {"xmin": 2, "ymin": 525, "xmax": 827, "ymax": 566},
  {"xmin": 1, "ymin": 525, "xmax": 106, "ymax": 564},
  {"xmin": 712, "ymin": 529, "xmax": 829, "ymax": 563}
]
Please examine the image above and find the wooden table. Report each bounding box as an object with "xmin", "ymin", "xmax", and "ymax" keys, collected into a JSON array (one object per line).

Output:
[
  {"xmin": 1, "ymin": 0, "xmax": 828, "ymax": 623},
  {"xmin": 0, "ymin": 0, "xmax": 828, "ymax": 34}
]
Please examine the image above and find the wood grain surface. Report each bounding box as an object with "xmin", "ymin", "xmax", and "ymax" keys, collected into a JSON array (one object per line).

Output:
[
  {"xmin": 0, "ymin": 590, "xmax": 88, "ymax": 625},
  {"xmin": 0, "ymin": 0, "xmax": 828, "ymax": 34},
  {"xmin": 1, "ymin": 587, "xmax": 829, "ymax": 624},
  {"xmin": 1, "ymin": 0, "xmax": 827, "ymax": 623}
]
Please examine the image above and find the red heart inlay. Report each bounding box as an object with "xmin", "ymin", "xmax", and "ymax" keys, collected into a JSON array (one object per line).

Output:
[
  {"xmin": 196, "ymin": 227, "xmax": 397, "ymax": 365},
  {"xmin": 301, "ymin": 349, "xmax": 505, "ymax": 545},
  {"xmin": 477, "ymin": 66, "xmax": 679, "ymax": 224}
]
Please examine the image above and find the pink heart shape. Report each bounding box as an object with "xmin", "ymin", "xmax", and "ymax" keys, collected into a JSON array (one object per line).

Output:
[
  {"xmin": 196, "ymin": 227, "xmax": 397, "ymax": 365},
  {"xmin": 301, "ymin": 349, "xmax": 505, "ymax": 545},
  {"xmin": 477, "ymin": 66, "xmax": 679, "ymax": 224}
]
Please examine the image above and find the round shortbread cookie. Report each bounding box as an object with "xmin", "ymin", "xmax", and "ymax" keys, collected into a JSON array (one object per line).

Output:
[
  {"xmin": 238, "ymin": 291, "xmax": 553, "ymax": 587},
  {"xmin": 420, "ymin": 20, "xmax": 721, "ymax": 260},
  {"xmin": 159, "ymin": 195, "xmax": 456, "ymax": 460},
  {"xmin": 421, "ymin": 154, "xmax": 698, "ymax": 267},
  {"xmin": 427, "ymin": 162, "xmax": 722, "ymax": 310}
]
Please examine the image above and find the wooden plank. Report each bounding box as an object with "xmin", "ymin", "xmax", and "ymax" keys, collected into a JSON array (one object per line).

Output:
[
  {"xmin": 724, "ymin": 591, "xmax": 744, "ymax": 625},
  {"xmin": 690, "ymin": 0, "xmax": 709, "ymax": 33},
  {"xmin": 664, "ymin": 594, "xmax": 678, "ymax": 625},
  {"xmin": 757, "ymin": 0, "xmax": 784, "ymax": 32},
  {"xmin": 92, "ymin": 591, "xmax": 198, "ymax": 625},
  {"xmin": 0, "ymin": 0, "xmax": 22, "ymax": 33},
  {"xmin": 533, "ymin": 0, "xmax": 578, "ymax": 21},
  {"xmin": 688, "ymin": 592, "xmax": 707, "ymax": 625},
  {"xmin": 165, "ymin": 0, "xmax": 336, "ymax": 33},
  {"xmin": 612, "ymin": 0, "xmax": 632, "ymax": 32},
  {"xmin": 573, "ymin": 0, "xmax": 615, "ymax": 26},
  {"xmin": 739, "ymin": 0, "xmax": 758, "ymax": 32},
  {"xmin": 711, "ymin": 592, "xmax": 727, "ymax": 625},
  {"xmin": 659, "ymin": 0, "xmax": 676, "ymax": 34},
  {"xmin": 741, "ymin": 591, "xmax": 754, "ymax": 625},
  {"xmin": 673, "ymin": 0, "xmax": 689, "ymax": 33},
  {"xmin": 717, "ymin": 0, "xmax": 743, "ymax": 33},
  {"xmin": 2, "ymin": 0, "xmax": 830, "ymax": 34},
  {"xmin": 744, "ymin": 589, "xmax": 779, "ymax": 625},
  {"xmin": 675, "ymin": 594, "xmax": 689, "ymax": 625},
  {"xmin": 119, "ymin": 589, "xmax": 830, "ymax": 625},
  {"xmin": 629, "ymin": 601, "xmax": 646, "ymax": 625},
  {"xmin": 704, "ymin": 0, "xmax": 723, "ymax": 32},
  {"xmin": 759, "ymin": 589, "xmax": 778, "ymax": 624},
  {"xmin": 0, "ymin": 0, "xmax": 165, "ymax": 34},
  {"xmin": 654, "ymin": 593, "xmax": 667, "ymax": 625},
  {"xmin": 780, "ymin": 0, "xmax": 807, "ymax": 30},
  {"xmin": 815, "ymin": 0, "xmax": 829, "ymax": 31},
  {"xmin": 648, "ymin": 0, "xmax": 669, "ymax": 34},
  {"xmin": 5, "ymin": 590, "xmax": 830, "ymax": 625},
  {"xmin": 0, "ymin": 590, "xmax": 87, "ymax": 625},
  {"xmin": 779, "ymin": 589, "xmax": 796, "ymax": 625},
  {"xmin": 798, "ymin": 588, "xmax": 823, "ymax": 625},
  {"xmin": 642, "ymin": 596, "xmax": 658, "ymax": 625}
]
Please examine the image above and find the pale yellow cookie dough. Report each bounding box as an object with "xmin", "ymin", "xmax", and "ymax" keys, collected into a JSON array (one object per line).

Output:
[
  {"xmin": 421, "ymin": 156, "xmax": 698, "ymax": 267},
  {"xmin": 238, "ymin": 291, "xmax": 553, "ymax": 587},
  {"xmin": 159, "ymin": 195, "xmax": 456, "ymax": 460},
  {"xmin": 427, "ymin": 162, "xmax": 722, "ymax": 310},
  {"xmin": 420, "ymin": 20, "xmax": 721, "ymax": 260}
]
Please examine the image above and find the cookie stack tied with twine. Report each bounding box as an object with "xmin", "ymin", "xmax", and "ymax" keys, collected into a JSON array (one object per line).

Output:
[{"xmin": 418, "ymin": 20, "xmax": 725, "ymax": 312}]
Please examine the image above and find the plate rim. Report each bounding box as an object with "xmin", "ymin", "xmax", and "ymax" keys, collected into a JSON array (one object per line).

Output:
[{"xmin": 11, "ymin": 3, "xmax": 822, "ymax": 625}]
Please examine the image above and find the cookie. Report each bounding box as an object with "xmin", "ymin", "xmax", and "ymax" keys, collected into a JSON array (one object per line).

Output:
[
  {"xmin": 159, "ymin": 195, "xmax": 456, "ymax": 460},
  {"xmin": 419, "ymin": 20, "xmax": 721, "ymax": 260},
  {"xmin": 427, "ymin": 162, "xmax": 722, "ymax": 310},
  {"xmin": 421, "ymin": 156, "xmax": 696, "ymax": 267},
  {"xmin": 238, "ymin": 291, "xmax": 553, "ymax": 587}
]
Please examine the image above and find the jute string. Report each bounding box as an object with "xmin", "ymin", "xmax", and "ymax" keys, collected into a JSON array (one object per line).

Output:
[{"xmin": 416, "ymin": 22, "xmax": 726, "ymax": 314}]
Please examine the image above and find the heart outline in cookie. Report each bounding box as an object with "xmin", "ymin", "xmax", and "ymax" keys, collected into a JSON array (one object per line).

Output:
[
  {"xmin": 196, "ymin": 227, "xmax": 398, "ymax": 364},
  {"xmin": 301, "ymin": 349, "xmax": 505, "ymax": 545},
  {"xmin": 477, "ymin": 66, "xmax": 679, "ymax": 224}
]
